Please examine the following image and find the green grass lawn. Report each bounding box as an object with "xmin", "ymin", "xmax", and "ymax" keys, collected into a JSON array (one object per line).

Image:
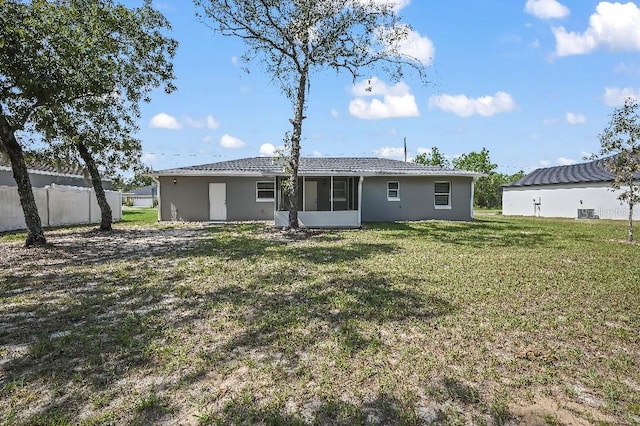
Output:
[
  {"xmin": 121, "ymin": 207, "xmax": 158, "ymax": 225},
  {"xmin": 0, "ymin": 216, "xmax": 638, "ymax": 424}
]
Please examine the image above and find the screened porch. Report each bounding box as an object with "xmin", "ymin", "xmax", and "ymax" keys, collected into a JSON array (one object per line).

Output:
[{"xmin": 274, "ymin": 176, "xmax": 363, "ymax": 228}]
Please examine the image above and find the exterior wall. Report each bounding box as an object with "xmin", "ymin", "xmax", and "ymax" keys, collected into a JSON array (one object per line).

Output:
[
  {"xmin": 361, "ymin": 176, "xmax": 474, "ymax": 222},
  {"xmin": 0, "ymin": 169, "xmax": 112, "ymax": 189},
  {"xmin": 0, "ymin": 185, "xmax": 122, "ymax": 232},
  {"xmin": 158, "ymin": 176, "xmax": 275, "ymax": 221},
  {"xmin": 503, "ymin": 182, "xmax": 640, "ymax": 220}
]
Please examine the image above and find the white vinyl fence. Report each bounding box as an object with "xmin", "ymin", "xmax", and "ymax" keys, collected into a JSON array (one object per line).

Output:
[{"xmin": 0, "ymin": 184, "xmax": 122, "ymax": 232}]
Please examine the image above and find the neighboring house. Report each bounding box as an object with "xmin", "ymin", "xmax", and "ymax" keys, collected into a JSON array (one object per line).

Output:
[
  {"xmin": 123, "ymin": 185, "xmax": 157, "ymax": 207},
  {"xmin": 502, "ymin": 158, "xmax": 640, "ymax": 220},
  {"xmin": 0, "ymin": 156, "xmax": 112, "ymax": 189},
  {"xmin": 154, "ymin": 157, "xmax": 482, "ymax": 227}
]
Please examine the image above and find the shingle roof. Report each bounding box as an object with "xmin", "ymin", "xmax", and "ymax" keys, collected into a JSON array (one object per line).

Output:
[
  {"xmin": 0, "ymin": 154, "xmax": 86, "ymax": 177},
  {"xmin": 154, "ymin": 157, "xmax": 481, "ymax": 177},
  {"xmin": 505, "ymin": 157, "xmax": 640, "ymax": 187},
  {"xmin": 128, "ymin": 185, "xmax": 157, "ymax": 196}
]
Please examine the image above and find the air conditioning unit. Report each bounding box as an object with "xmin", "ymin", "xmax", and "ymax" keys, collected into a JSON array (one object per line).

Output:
[{"xmin": 577, "ymin": 209, "xmax": 598, "ymax": 219}]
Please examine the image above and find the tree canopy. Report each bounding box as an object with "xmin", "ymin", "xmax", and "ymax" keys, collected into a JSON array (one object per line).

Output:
[
  {"xmin": 195, "ymin": 0, "xmax": 427, "ymax": 228},
  {"xmin": 0, "ymin": 0, "xmax": 176, "ymax": 245},
  {"xmin": 596, "ymin": 97, "xmax": 640, "ymax": 241},
  {"xmin": 413, "ymin": 147, "xmax": 450, "ymax": 168}
]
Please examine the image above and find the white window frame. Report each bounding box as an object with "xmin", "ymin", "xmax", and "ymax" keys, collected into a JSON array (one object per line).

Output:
[
  {"xmin": 333, "ymin": 179, "xmax": 347, "ymax": 202},
  {"xmin": 387, "ymin": 181, "xmax": 400, "ymax": 201},
  {"xmin": 434, "ymin": 181, "xmax": 451, "ymax": 209},
  {"xmin": 256, "ymin": 181, "xmax": 275, "ymax": 202}
]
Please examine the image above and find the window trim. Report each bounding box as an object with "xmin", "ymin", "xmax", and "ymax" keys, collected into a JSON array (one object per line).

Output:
[
  {"xmin": 332, "ymin": 179, "xmax": 347, "ymax": 202},
  {"xmin": 387, "ymin": 181, "xmax": 400, "ymax": 201},
  {"xmin": 434, "ymin": 181, "xmax": 451, "ymax": 209},
  {"xmin": 256, "ymin": 180, "xmax": 275, "ymax": 202}
]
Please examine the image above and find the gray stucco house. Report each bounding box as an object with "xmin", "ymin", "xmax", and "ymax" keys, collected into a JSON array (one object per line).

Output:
[{"xmin": 154, "ymin": 157, "xmax": 482, "ymax": 227}]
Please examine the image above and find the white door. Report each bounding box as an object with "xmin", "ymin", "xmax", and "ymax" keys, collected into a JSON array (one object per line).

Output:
[
  {"xmin": 209, "ymin": 183, "xmax": 227, "ymax": 220},
  {"xmin": 305, "ymin": 181, "xmax": 317, "ymax": 211}
]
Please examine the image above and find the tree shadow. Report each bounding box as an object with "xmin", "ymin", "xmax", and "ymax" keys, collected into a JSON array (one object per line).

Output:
[
  {"xmin": 197, "ymin": 390, "xmax": 513, "ymax": 425},
  {"xmin": 196, "ymin": 273, "xmax": 455, "ymax": 364},
  {"xmin": 366, "ymin": 219, "xmax": 557, "ymax": 248},
  {"xmin": 0, "ymin": 223, "xmax": 423, "ymax": 423}
]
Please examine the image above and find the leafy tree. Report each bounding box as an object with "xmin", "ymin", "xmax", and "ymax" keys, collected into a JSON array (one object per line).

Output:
[
  {"xmin": 452, "ymin": 148, "xmax": 496, "ymax": 174},
  {"xmin": 112, "ymin": 166, "xmax": 155, "ymax": 193},
  {"xmin": 195, "ymin": 0, "xmax": 427, "ymax": 228},
  {"xmin": 0, "ymin": 0, "xmax": 176, "ymax": 245},
  {"xmin": 596, "ymin": 97, "xmax": 640, "ymax": 242},
  {"xmin": 413, "ymin": 147, "xmax": 450, "ymax": 168},
  {"xmin": 449, "ymin": 147, "xmax": 523, "ymax": 209}
]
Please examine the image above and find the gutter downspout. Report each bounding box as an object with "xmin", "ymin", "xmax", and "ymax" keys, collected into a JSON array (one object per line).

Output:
[
  {"xmin": 358, "ymin": 176, "xmax": 364, "ymax": 227},
  {"xmin": 470, "ymin": 176, "xmax": 476, "ymax": 220},
  {"xmin": 152, "ymin": 175, "xmax": 161, "ymax": 222}
]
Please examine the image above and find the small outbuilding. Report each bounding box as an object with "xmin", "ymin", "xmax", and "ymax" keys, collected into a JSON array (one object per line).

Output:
[
  {"xmin": 154, "ymin": 157, "xmax": 482, "ymax": 227},
  {"xmin": 502, "ymin": 158, "xmax": 640, "ymax": 220}
]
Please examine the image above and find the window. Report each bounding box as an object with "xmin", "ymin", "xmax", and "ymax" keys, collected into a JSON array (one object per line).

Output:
[
  {"xmin": 333, "ymin": 179, "xmax": 347, "ymax": 201},
  {"xmin": 387, "ymin": 181, "xmax": 400, "ymax": 201},
  {"xmin": 434, "ymin": 181, "xmax": 451, "ymax": 208},
  {"xmin": 256, "ymin": 181, "xmax": 275, "ymax": 202}
]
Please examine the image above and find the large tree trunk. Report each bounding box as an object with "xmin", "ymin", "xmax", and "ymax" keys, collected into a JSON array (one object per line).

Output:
[
  {"xmin": 76, "ymin": 141, "xmax": 112, "ymax": 231},
  {"xmin": 0, "ymin": 115, "xmax": 47, "ymax": 247},
  {"xmin": 287, "ymin": 67, "xmax": 308, "ymax": 229}
]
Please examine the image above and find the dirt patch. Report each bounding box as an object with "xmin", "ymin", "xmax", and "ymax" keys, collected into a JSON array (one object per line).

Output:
[{"xmin": 511, "ymin": 396, "xmax": 615, "ymax": 425}]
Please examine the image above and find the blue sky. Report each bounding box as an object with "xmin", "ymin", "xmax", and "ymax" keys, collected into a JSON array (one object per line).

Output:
[{"xmin": 131, "ymin": 0, "xmax": 640, "ymax": 173}]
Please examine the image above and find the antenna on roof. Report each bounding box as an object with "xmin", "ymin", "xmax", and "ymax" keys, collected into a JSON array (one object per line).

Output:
[{"xmin": 404, "ymin": 137, "xmax": 407, "ymax": 162}]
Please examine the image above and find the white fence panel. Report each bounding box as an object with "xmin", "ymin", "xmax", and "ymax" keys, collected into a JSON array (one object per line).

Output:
[
  {"xmin": 0, "ymin": 184, "xmax": 122, "ymax": 232},
  {"xmin": 48, "ymin": 186, "xmax": 91, "ymax": 226}
]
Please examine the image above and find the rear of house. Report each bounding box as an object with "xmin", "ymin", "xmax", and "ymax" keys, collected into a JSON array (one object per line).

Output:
[{"xmin": 154, "ymin": 157, "xmax": 480, "ymax": 227}]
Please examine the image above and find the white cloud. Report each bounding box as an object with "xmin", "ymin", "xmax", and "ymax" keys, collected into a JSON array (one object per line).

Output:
[
  {"xmin": 539, "ymin": 159, "xmax": 552, "ymax": 167},
  {"xmin": 615, "ymin": 62, "xmax": 640, "ymax": 77},
  {"xmin": 202, "ymin": 135, "xmax": 213, "ymax": 142},
  {"xmin": 557, "ymin": 157, "xmax": 577, "ymax": 165},
  {"xmin": 603, "ymin": 87, "xmax": 640, "ymax": 106},
  {"xmin": 553, "ymin": 2, "xmax": 640, "ymax": 56},
  {"xmin": 525, "ymin": 0, "xmax": 570, "ymax": 19},
  {"xmin": 349, "ymin": 78, "xmax": 419, "ymax": 119},
  {"xmin": 375, "ymin": 146, "xmax": 405, "ymax": 159},
  {"xmin": 220, "ymin": 134, "xmax": 246, "ymax": 149},
  {"xmin": 183, "ymin": 114, "xmax": 221, "ymax": 129},
  {"xmin": 259, "ymin": 143, "xmax": 283, "ymax": 156},
  {"xmin": 231, "ymin": 56, "xmax": 239, "ymax": 66},
  {"xmin": 566, "ymin": 112, "xmax": 586, "ymax": 124},
  {"xmin": 206, "ymin": 115, "xmax": 220, "ymax": 129},
  {"xmin": 377, "ymin": 25, "xmax": 435, "ymax": 66},
  {"xmin": 149, "ymin": 112, "xmax": 181, "ymax": 130},
  {"xmin": 312, "ymin": 151, "xmax": 323, "ymax": 157},
  {"xmin": 331, "ymin": 109, "xmax": 339, "ymax": 118},
  {"xmin": 428, "ymin": 91, "xmax": 516, "ymax": 117},
  {"xmin": 183, "ymin": 116, "xmax": 204, "ymax": 128},
  {"xmin": 396, "ymin": 27, "xmax": 435, "ymax": 66},
  {"xmin": 417, "ymin": 147, "xmax": 432, "ymax": 155}
]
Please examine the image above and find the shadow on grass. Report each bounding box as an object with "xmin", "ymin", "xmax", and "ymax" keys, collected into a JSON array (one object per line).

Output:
[
  {"xmin": 198, "ymin": 388, "xmax": 512, "ymax": 425},
  {"xmin": 1, "ymin": 223, "xmax": 447, "ymax": 423},
  {"xmin": 195, "ymin": 273, "xmax": 455, "ymax": 363},
  {"xmin": 365, "ymin": 219, "xmax": 558, "ymax": 248}
]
